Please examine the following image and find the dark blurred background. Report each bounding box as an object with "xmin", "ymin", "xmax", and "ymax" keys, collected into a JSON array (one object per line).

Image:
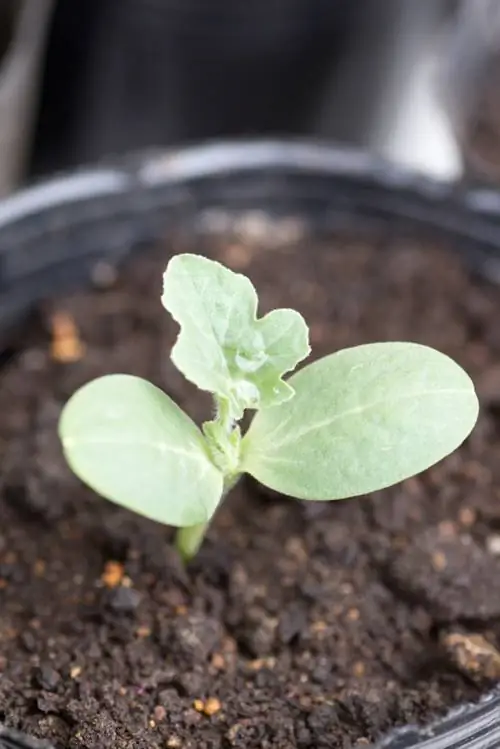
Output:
[
  {"xmin": 31, "ymin": 0, "xmax": 361, "ymax": 172},
  {"xmin": 2, "ymin": 0, "xmax": 500, "ymax": 195}
]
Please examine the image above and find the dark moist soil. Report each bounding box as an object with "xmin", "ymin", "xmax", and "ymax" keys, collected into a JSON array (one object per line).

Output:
[{"xmin": 2, "ymin": 232, "xmax": 500, "ymax": 749}]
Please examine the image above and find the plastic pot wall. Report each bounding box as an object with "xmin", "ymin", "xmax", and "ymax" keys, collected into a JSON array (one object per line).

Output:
[
  {"xmin": 33, "ymin": 0, "xmax": 468, "ymax": 181},
  {"xmin": 441, "ymin": 0, "xmax": 500, "ymax": 182},
  {"xmin": 33, "ymin": 0, "xmax": 361, "ymax": 173},
  {"xmin": 315, "ymin": 0, "xmax": 463, "ymax": 180},
  {"xmin": 2, "ymin": 140, "xmax": 500, "ymax": 748},
  {"xmin": 0, "ymin": 0, "xmax": 53, "ymax": 196}
]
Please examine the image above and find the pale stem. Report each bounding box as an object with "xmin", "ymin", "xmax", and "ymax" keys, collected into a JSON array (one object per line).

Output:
[
  {"xmin": 215, "ymin": 394, "xmax": 234, "ymax": 434},
  {"xmin": 174, "ymin": 473, "xmax": 240, "ymax": 563},
  {"xmin": 175, "ymin": 522, "xmax": 209, "ymax": 564}
]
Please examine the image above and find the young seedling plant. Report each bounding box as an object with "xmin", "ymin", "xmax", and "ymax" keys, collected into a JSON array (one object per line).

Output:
[{"xmin": 59, "ymin": 254, "xmax": 479, "ymax": 562}]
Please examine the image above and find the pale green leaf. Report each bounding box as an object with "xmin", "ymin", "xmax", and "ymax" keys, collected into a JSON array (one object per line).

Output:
[
  {"xmin": 242, "ymin": 342, "xmax": 479, "ymax": 500},
  {"xmin": 162, "ymin": 254, "xmax": 310, "ymax": 418},
  {"xmin": 59, "ymin": 374, "xmax": 223, "ymax": 526}
]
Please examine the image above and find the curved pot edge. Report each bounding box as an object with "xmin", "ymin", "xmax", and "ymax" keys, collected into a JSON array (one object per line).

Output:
[
  {"xmin": 373, "ymin": 687, "xmax": 500, "ymax": 749},
  {"xmin": 0, "ymin": 138, "xmax": 458, "ymax": 231}
]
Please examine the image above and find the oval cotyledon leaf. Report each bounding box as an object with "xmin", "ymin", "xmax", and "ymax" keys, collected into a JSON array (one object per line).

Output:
[
  {"xmin": 59, "ymin": 374, "xmax": 224, "ymax": 526},
  {"xmin": 241, "ymin": 342, "xmax": 479, "ymax": 500}
]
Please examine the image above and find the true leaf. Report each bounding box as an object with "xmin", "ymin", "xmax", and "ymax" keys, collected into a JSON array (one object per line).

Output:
[
  {"xmin": 242, "ymin": 342, "xmax": 479, "ymax": 500},
  {"xmin": 162, "ymin": 254, "xmax": 310, "ymax": 418},
  {"xmin": 59, "ymin": 374, "xmax": 223, "ymax": 526}
]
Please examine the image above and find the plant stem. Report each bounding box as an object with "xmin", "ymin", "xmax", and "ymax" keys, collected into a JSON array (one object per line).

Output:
[
  {"xmin": 175, "ymin": 522, "xmax": 209, "ymax": 563},
  {"xmin": 175, "ymin": 474, "xmax": 240, "ymax": 563},
  {"xmin": 215, "ymin": 394, "xmax": 234, "ymax": 434},
  {"xmin": 176, "ymin": 395, "xmax": 242, "ymax": 563}
]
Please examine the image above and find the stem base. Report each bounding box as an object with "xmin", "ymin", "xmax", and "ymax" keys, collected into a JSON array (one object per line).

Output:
[{"xmin": 175, "ymin": 522, "xmax": 209, "ymax": 563}]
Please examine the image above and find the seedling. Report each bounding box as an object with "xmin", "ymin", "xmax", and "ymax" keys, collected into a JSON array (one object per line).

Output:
[{"xmin": 59, "ymin": 254, "xmax": 479, "ymax": 562}]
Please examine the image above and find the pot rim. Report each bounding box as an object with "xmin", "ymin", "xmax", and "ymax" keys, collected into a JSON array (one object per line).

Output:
[{"xmin": 0, "ymin": 138, "xmax": 453, "ymax": 229}]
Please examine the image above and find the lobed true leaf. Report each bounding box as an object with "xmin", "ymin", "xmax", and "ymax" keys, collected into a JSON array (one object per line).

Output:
[{"xmin": 162, "ymin": 254, "xmax": 310, "ymax": 419}]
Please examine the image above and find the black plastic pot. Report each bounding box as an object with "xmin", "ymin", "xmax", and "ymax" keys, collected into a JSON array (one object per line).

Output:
[{"xmin": 2, "ymin": 140, "xmax": 500, "ymax": 748}]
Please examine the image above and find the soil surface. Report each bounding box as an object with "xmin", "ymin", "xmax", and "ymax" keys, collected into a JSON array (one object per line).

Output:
[{"xmin": 2, "ymin": 232, "xmax": 500, "ymax": 749}]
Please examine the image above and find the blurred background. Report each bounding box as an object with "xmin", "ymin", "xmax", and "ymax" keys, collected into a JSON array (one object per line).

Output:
[{"xmin": 2, "ymin": 0, "xmax": 500, "ymax": 198}]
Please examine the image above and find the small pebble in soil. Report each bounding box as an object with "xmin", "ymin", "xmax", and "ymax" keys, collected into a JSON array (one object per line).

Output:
[
  {"xmin": 177, "ymin": 670, "xmax": 206, "ymax": 696},
  {"xmin": 35, "ymin": 663, "xmax": 61, "ymax": 691},
  {"xmin": 49, "ymin": 310, "xmax": 85, "ymax": 363},
  {"xmin": 193, "ymin": 697, "xmax": 222, "ymax": 717},
  {"xmin": 37, "ymin": 692, "xmax": 62, "ymax": 714},
  {"xmin": 278, "ymin": 601, "xmax": 309, "ymax": 644},
  {"xmin": 136, "ymin": 624, "xmax": 152, "ymax": 638},
  {"xmin": 153, "ymin": 704, "xmax": 166, "ymax": 722},
  {"xmin": 458, "ymin": 507, "xmax": 477, "ymax": 527},
  {"xmin": 238, "ymin": 607, "xmax": 278, "ymax": 656},
  {"xmin": 166, "ymin": 737, "xmax": 182, "ymax": 748},
  {"xmin": 165, "ymin": 614, "xmax": 223, "ymax": 663},
  {"xmin": 105, "ymin": 586, "xmax": 141, "ymax": 613},
  {"xmin": 441, "ymin": 632, "xmax": 500, "ymax": 683},
  {"xmin": 247, "ymin": 657, "xmax": 276, "ymax": 671},
  {"xmin": 210, "ymin": 653, "xmax": 226, "ymax": 671},
  {"xmin": 486, "ymin": 534, "xmax": 500, "ymax": 556},
  {"xmin": 20, "ymin": 631, "xmax": 37, "ymax": 652},
  {"xmin": 101, "ymin": 560, "xmax": 125, "ymax": 588},
  {"xmin": 33, "ymin": 559, "xmax": 46, "ymax": 577}
]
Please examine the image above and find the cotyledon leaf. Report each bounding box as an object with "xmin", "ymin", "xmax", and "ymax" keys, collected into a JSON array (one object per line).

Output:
[
  {"xmin": 59, "ymin": 374, "xmax": 223, "ymax": 527},
  {"xmin": 242, "ymin": 342, "xmax": 479, "ymax": 500},
  {"xmin": 162, "ymin": 254, "xmax": 310, "ymax": 419}
]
